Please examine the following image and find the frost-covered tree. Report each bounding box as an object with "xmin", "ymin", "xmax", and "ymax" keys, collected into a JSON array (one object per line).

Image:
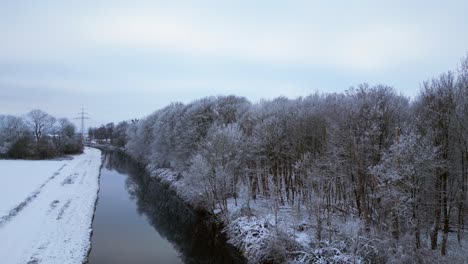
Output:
[
  {"xmin": 1, "ymin": 111, "xmax": 82, "ymax": 159},
  {"xmin": 54, "ymin": 118, "xmax": 82, "ymax": 154},
  {"xmin": 125, "ymin": 112, "xmax": 160, "ymax": 164},
  {"xmin": 191, "ymin": 123, "xmax": 245, "ymax": 214},
  {"xmin": 184, "ymin": 153, "xmax": 213, "ymax": 209},
  {"xmin": 150, "ymin": 102, "xmax": 186, "ymax": 168},
  {"xmin": 371, "ymin": 131, "xmax": 438, "ymax": 248},
  {"xmin": 122, "ymin": 54, "xmax": 468, "ymax": 262},
  {"xmin": 0, "ymin": 115, "xmax": 30, "ymax": 156},
  {"xmin": 329, "ymin": 85, "xmax": 409, "ymax": 226},
  {"xmin": 453, "ymin": 55, "xmax": 468, "ymax": 245},
  {"xmin": 414, "ymin": 72, "xmax": 458, "ymax": 255}
]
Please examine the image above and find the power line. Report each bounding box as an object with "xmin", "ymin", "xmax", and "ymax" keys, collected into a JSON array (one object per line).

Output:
[{"xmin": 74, "ymin": 107, "xmax": 90, "ymax": 140}]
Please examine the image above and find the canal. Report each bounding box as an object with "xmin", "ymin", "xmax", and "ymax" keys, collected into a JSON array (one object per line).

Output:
[{"xmin": 87, "ymin": 151, "xmax": 245, "ymax": 264}]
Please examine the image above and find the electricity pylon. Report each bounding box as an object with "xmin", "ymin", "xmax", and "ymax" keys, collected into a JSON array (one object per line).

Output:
[{"xmin": 75, "ymin": 108, "xmax": 90, "ymax": 140}]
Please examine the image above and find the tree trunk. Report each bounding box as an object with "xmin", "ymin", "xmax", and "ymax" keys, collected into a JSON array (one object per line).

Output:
[
  {"xmin": 441, "ymin": 171, "xmax": 449, "ymax": 256},
  {"xmin": 431, "ymin": 176, "xmax": 441, "ymax": 250},
  {"xmin": 458, "ymin": 149, "xmax": 465, "ymax": 244},
  {"xmin": 392, "ymin": 211, "xmax": 400, "ymax": 240}
]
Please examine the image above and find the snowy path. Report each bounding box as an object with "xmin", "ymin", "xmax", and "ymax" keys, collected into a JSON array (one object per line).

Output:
[{"xmin": 0, "ymin": 148, "xmax": 102, "ymax": 264}]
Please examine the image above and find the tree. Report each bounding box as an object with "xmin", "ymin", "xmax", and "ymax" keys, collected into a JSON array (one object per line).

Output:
[
  {"xmin": 122, "ymin": 54, "xmax": 468, "ymax": 261},
  {"xmin": 113, "ymin": 121, "xmax": 129, "ymax": 147},
  {"xmin": 1, "ymin": 111, "xmax": 82, "ymax": 159},
  {"xmin": 330, "ymin": 85, "xmax": 409, "ymax": 227},
  {"xmin": 0, "ymin": 115, "xmax": 30, "ymax": 156},
  {"xmin": 415, "ymin": 73, "xmax": 457, "ymax": 255},
  {"xmin": 454, "ymin": 55, "xmax": 468, "ymax": 245},
  {"xmin": 190, "ymin": 123, "xmax": 245, "ymax": 214},
  {"xmin": 371, "ymin": 131, "xmax": 438, "ymax": 248},
  {"xmin": 55, "ymin": 118, "xmax": 82, "ymax": 154},
  {"xmin": 26, "ymin": 109, "xmax": 56, "ymax": 143}
]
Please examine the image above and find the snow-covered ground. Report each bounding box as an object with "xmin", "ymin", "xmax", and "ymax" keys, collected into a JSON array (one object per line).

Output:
[{"xmin": 0, "ymin": 147, "xmax": 102, "ymax": 264}]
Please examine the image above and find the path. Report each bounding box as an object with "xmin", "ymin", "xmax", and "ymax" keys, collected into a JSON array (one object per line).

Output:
[{"xmin": 0, "ymin": 148, "xmax": 102, "ymax": 264}]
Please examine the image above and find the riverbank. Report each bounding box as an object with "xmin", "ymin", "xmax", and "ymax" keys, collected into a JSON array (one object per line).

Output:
[
  {"xmin": 0, "ymin": 147, "xmax": 102, "ymax": 264},
  {"xmin": 148, "ymin": 165, "xmax": 468, "ymax": 264},
  {"xmin": 145, "ymin": 166, "xmax": 331, "ymax": 263}
]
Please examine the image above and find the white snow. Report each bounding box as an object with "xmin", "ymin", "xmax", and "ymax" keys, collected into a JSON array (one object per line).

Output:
[
  {"xmin": 150, "ymin": 167, "xmax": 179, "ymax": 184},
  {"xmin": 227, "ymin": 215, "xmax": 271, "ymax": 260},
  {"xmin": 0, "ymin": 159, "xmax": 68, "ymax": 216},
  {"xmin": 0, "ymin": 147, "xmax": 102, "ymax": 264}
]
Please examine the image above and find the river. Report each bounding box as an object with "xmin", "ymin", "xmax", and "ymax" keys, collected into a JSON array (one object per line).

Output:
[{"xmin": 87, "ymin": 150, "xmax": 246, "ymax": 264}]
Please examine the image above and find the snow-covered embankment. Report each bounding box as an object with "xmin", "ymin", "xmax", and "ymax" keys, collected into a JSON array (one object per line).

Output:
[
  {"xmin": 0, "ymin": 147, "xmax": 102, "ymax": 264},
  {"xmin": 148, "ymin": 167, "xmax": 358, "ymax": 263}
]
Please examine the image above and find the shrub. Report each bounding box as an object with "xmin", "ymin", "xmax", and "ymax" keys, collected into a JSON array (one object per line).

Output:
[
  {"xmin": 8, "ymin": 136, "xmax": 33, "ymax": 159},
  {"xmin": 36, "ymin": 137, "xmax": 59, "ymax": 159}
]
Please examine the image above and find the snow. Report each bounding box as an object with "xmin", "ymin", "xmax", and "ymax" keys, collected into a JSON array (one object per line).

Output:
[
  {"xmin": 0, "ymin": 147, "xmax": 102, "ymax": 264},
  {"xmin": 148, "ymin": 167, "xmax": 190, "ymax": 197},
  {"xmin": 227, "ymin": 215, "xmax": 271, "ymax": 261},
  {"xmin": 149, "ymin": 167, "xmax": 179, "ymax": 183},
  {"xmin": 0, "ymin": 159, "xmax": 68, "ymax": 217}
]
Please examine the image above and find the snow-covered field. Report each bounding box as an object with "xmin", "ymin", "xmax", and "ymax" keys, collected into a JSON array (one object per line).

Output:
[{"xmin": 0, "ymin": 147, "xmax": 102, "ymax": 264}]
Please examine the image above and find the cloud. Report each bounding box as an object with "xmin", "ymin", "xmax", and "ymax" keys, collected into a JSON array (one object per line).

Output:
[
  {"xmin": 330, "ymin": 24, "xmax": 431, "ymax": 71},
  {"xmin": 0, "ymin": 1, "xmax": 459, "ymax": 74},
  {"xmin": 82, "ymin": 9, "xmax": 430, "ymax": 72}
]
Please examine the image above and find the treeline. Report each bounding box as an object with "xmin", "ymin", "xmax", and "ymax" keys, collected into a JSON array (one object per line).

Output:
[
  {"xmin": 87, "ymin": 121, "xmax": 131, "ymax": 148},
  {"xmin": 0, "ymin": 109, "xmax": 83, "ymax": 159},
  {"xmin": 125, "ymin": 56, "xmax": 468, "ymax": 259}
]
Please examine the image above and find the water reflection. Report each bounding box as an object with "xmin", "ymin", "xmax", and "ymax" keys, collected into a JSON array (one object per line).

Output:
[{"xmin": 89, "ymin": 150, "xmax": 246, "ymax": 264}]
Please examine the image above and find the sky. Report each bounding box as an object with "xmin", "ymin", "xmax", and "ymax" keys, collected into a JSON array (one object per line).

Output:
[{"xmin": 1, "ymin": 0, "xmax": 467, "ymax": 128}]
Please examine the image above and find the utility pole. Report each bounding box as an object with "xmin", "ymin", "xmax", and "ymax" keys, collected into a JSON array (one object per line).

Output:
[{"xmin": 75, "ymin": 108, "xmax": 90, "ymax": 141}]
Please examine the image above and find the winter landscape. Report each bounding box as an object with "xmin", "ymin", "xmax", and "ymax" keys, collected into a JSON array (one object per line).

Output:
[
  {"xmin": 0, "ymin": 148, "xmax": 101, "ymax": 263},
  {"xmin": 1, "ymin": 1, "xmax": 468, "ymax": 264}
]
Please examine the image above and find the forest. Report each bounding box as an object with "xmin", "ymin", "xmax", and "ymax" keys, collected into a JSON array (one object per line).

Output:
[
  {"xmin": 0, "ymin": 109, "xmax": 83, "ymax": 159},
  {"xmin": 87, "ymin": 121, "xmax": 131, "ymax": 148},
  {"xmin": 112, "ymin": 56, "xmax": 468, "ymax": 263}
]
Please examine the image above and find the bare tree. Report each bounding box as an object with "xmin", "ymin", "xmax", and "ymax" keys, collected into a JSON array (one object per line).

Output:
[
  {"xmin": 416, "ymin": 73, "xmax": 457, "ymax": 255},
  {"xmin": 26, "ymin": 109, "xmax": 56, "ymax": 143}
]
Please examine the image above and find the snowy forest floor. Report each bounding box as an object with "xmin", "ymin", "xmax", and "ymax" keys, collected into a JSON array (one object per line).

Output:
[
  {"xmin": 152, "ymin": 168, "xmax": 468, "ymax": 264},
  {"xmin": 0, "ymin": 147, "xmax": 102, "ymax": 264},
  {"xmin": 151, "ymin": 168, "xmax": 359, "ymax": 263}
]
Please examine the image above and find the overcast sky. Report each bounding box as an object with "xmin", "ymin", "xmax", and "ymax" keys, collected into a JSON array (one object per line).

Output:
[{"xmin": 1, "ymin": 0, "xmax": 467, "ymax": 128}]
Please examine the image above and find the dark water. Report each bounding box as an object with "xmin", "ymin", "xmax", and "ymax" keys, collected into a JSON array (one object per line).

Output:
[{"xmin": 87, "ymin": 151, "xmax": 246, "ymax": 264}]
